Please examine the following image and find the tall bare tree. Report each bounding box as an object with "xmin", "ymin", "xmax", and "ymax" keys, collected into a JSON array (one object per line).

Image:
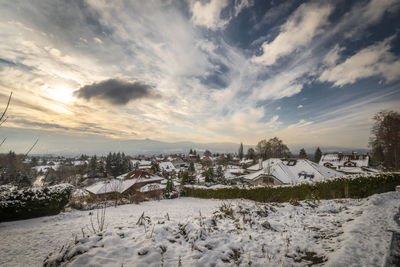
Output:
[
  {"xmin": 369, "ymin": 110, "xmax": 400, "ymax": 170},
  {"xmin": 256, "ymin": 137, "xmax": 291, "ymax": 160}
]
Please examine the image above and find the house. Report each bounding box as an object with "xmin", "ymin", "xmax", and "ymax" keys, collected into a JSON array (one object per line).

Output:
[
  {"xmin": 130, "ymin": 160, "xmax": 152, "ymax": 170},
  {"xmin": 241, "ymin": 158, "xmax": 343, "ymax": 186},
  {"xmin": 187, "ymin": 154, "xmax": 197, "ymax": 161},
  {"xmin": 159, "ymin": 161, "xmax": 177, "ymax": 173},
  {"xmin": 319, "ymin": 152, "xmax": 379, "ymax": 174},
  {"xmin": 86, "ymin": 170, "xmax": 164, "ymax": 198},
  {"xmin": 85, "ymin": 178, "xmax": 137, "ymax": 198},
  {"xmin": 171, "ymin": 157, "xmax": 187, "ymax": 168}
]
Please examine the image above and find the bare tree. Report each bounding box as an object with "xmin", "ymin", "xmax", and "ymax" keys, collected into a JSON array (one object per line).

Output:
[
  {"xmin": 256, "ymin": 137, "xmax": 291, "ymax": 160},
  {"xmin": 369, "ymin": 110, "xmax": 400, "ymax": 170},
  {"xmin": 0, "ymin": 92, "xmax": 12, "ymax": 126},
  {"xmin": 0, "ymin": 92, "xmax": 39, "ymax": 186}
]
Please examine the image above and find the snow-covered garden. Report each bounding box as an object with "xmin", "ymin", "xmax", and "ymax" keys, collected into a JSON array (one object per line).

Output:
[{"xmin": 1, "ymin": 192, "xmax": 399, "ymax": 266}]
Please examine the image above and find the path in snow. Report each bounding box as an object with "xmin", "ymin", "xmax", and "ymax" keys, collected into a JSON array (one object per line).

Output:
[{"xmin": 0, "ymin": 198, "xmax": 222, "ymax": 267}]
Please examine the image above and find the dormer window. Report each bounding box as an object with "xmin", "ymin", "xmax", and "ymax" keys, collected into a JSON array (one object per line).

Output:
[
  {"xmin": 298, "ymin": 172, "xmax": 314, "ymax": 180},
  {"xmin": 344, "ymin": 161, "xmax": 356, "ymax": 167},
  {"xmin": 323, "ymin": 162, "xmax": 333, "ymax": 168}
]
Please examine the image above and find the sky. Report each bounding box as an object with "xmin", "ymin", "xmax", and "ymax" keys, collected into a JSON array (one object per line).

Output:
[{"xmin": 0, "ymin": 0, "xmax": 399, "ymax": 154}]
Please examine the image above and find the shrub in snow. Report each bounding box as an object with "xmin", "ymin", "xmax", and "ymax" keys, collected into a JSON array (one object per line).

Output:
[
  {"xmin": 0, "ymin": 183, "xmax": 73, "ymax": 222},
  {"xmin": 184, "ymin": 173, "xmax": 400, "ymax": 202}
]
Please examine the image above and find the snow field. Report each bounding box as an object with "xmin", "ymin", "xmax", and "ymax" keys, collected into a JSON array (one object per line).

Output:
[{"xmin": 1, "ymin": 192, "xmax": 399, "ymax": 267}]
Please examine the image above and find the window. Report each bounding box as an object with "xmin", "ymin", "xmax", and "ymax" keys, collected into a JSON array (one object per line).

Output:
[{"xmin": 298, "ymin": 172, "xmax": 314, "ymax": 180}]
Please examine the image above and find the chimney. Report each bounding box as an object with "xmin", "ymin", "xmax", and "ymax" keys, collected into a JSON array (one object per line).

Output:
[{"xmin": 259, "ymin": 158, "xmax": 263, "ymax": 170}]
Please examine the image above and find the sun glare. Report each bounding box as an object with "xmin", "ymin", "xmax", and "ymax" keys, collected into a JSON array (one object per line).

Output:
[{"xmin": 47, "ymin": 87, "xmax": 74, "ymax": 104}]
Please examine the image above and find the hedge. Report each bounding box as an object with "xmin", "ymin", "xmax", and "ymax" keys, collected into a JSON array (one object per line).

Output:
[
  {"xmin": 0, "ymin": 184, "xmax": 73, "ymax": 222},
  {"xmin": 184, "ymin": 173, "xmax": 400, "ymax": 203}
]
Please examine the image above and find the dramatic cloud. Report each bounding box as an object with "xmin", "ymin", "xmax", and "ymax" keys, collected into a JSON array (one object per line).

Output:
[
  {"xmin": 252, "ymin": 3, "xmax": 332, "ymax": 66},
  {"xmin": 190, "ymin": 0, "xmax": 229, "ymax": 30},
  {"xmin": 319, "ymin": 36, "xmax": 400, "ymax": 86},
  {"xmin": 74, "ymin": 79, "xmax": 157, "ymax": 105},
  {"xmin": 0, "ymin": 0, "xmax": 399, "ymax": 152}
]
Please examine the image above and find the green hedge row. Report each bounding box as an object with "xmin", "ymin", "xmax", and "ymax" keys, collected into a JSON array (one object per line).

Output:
[
  {"xmin": 184, "ymin": 173, "xmax": 400, "ymax": 202},
  {"xmin": 0, "ymin": 184, "xmax": 73, "ymax": 222}
]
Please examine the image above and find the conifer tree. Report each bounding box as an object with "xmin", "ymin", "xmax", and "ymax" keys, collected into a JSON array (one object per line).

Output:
[
  {"xmin": 216, "ymin": 165, "xmax": 225, "ymax": 184},
  {"xmin": 188, "ymin": 161, "xmax": 195, "ymax": 173},
  {"xmin": 299, "ymin": 148, "xmax": 307, "ymax": 159},
  {"xmin": 88, "ymin": 155, "xmax": 98, "ymax": 178},
  {"xmin": 165, "ymin": 178, "xmax": 173, "ymax": 198},
  {"xmin": 238, "ymin": 142, "xmax": 244, "ymax": 160},
  {"xmin": 314, "ymin": 147, "xmax": 322, "ymax": 163}
]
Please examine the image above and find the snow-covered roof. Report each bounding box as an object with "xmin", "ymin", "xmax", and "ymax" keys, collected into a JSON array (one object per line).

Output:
[
  {"xmin": 85, "ymin": 179, "xmax": 137, "ymax": 195},
  {"xmin": 226, "ymin": 168, "xmax": 245, "ymax": 174},
  {"xmin": 135, "ymin": 176, "xmax": 165, "ymax": 183},
  {"xmin": 159, "ymin": 162, "xmax": 176, "ymax": 172},
  {"xmin": 336, "ymin": 166, "xmax": 380, "ymax": 174},
  {"xmin": 131, "ymin": 160, "xmax": 152, "ymax": 166},
  {"xmin": 85, "ymin": 171, "xmax": 165, "ymax": 195},
  {"xmin": 33, "ymin": 164, "xmax": 59, "ymax": 172},
  {"xmin": 319, "ymin": 153, "xmax": 369, "ymax": 168},
  {"xmin": 72, "ymin": 160, "xmax": 87, "ymax": 166},
  {"xmin": 224, "ymin": 171, "xmax": 237, "ymax": 180},
  {"xmin": 247, "ymin": 158, "xmax": 280, "ymax": 171},
  {"xmin": 242, "ymin": 159, "xmax": 343, "ymax": 184},
  {"xmin": 124, "ymin": 170, "xmax": 164, "ymax": 182},
  {"xmin": 240, "ymin": 159, "xmax": 253, "ymax": 164},
  {"xmin": 139, "ymin": 183, "xmax": 166, "ymax": 192}
]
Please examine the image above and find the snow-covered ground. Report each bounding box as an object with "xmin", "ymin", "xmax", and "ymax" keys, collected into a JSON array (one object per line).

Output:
[
  {"xmin": 1, "ymin": 193, "xmax": 400, "ymax": 267},
  {"xmin": 0, "ymin": 198, "xmax": 221, "ymax": 267}
]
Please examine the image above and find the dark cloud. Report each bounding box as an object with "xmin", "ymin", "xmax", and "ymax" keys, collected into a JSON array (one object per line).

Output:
[{"xmin": 74, "ymin": 79, "xmax": 158, "ymax": 105}]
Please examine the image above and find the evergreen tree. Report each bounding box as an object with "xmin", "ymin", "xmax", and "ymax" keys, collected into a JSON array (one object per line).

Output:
[
  {"xmin": 151, "ymin": 161, "xmax": 159, "ymax": 173},
  {"xmin": 216, "ymin": 165, "xmax": 225, "ymax": 184},
  {"xmin": 181, "ymin": 171, "xmax": 189, "ymax": 185},
  {"xmin": 188, "ymin": 161, "xmax": 195, "ymax": 173},
  {"xmin": 189, "ymin": 148, "xmax": 193, "ymax": 155},
  {"xmin": 105, "ymin": 152, "xmax": 112, "ymax": 176},
  {"xmin": 204, "ymin": 150, "xmax": 212, "ymax": 157},
  {"xmin": 314, "ymin": 147, "xmax": 322, "ymax": 163},
  {"xmin": 204, "ymin": 170, "xmax": 211, "ymax": 183},
  {"xmin": 299, "ymin": 148, "xmax": 307, "ymax": 159},
  {"xmin": 165, "ymin": 178, "xmax": 173, "ymax": 198},
  {"xmin": 170, "ymin": 170, "xmax": 177, "ymax": 180},
  {"xmin": 238, "ymin": 142, "xmax": 244, "ymax": 160},
  {"xmin": 88, "ymin": 155, "xmax": 98, "ymax": 178},
  {"xmin": 207, "ymin": 167, "xmax": 214, "ymax": 183}
]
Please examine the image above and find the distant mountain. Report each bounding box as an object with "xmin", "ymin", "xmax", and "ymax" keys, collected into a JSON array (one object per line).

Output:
[
  {"xmin": 289, "ymin": 145, "xmax": 370, "ymax": 156},
  {"xmin": 3, "ymin": 127, "xmax": 369, "ymax": 157}
]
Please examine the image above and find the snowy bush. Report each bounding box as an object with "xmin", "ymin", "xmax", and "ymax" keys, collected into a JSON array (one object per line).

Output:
[
  {"xmin": 0, "ymin": 183, "xmax": 73, "ymax": 222},
  {"xmin": 184, "ymin": 173, "xmax": 400, "ymax": 202}
]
